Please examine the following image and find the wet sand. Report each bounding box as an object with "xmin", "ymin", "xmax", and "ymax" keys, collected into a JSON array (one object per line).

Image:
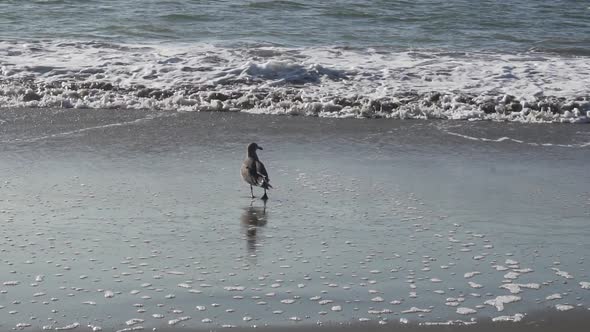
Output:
[{"xmin": 0, "ymin": 109, "xmax": 589, "ymax": 331}]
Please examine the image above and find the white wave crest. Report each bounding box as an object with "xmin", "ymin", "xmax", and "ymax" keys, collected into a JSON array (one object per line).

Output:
[{"xmin": 1, "ymin": 40, "xmax": 589, "ymax": 123}]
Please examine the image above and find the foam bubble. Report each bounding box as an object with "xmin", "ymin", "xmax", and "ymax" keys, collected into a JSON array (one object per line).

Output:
[
  {"xmin": 551, "ymin": 268, "xmax": 574, "ymax": 279},
  {"xmin": 368, "ymin": 309, "xmax": 393, "ymax": 314},
  {"xmin": 468, "ymin": 281, "xmax": 482, "ymax": 289},
  {"xmin": 456, "ymin": 307, "xmax": 477, "ymax": 315},
  {"xmin": 116, "ymin": 327, "xmax": 144, "ymax": 332},
  {"xmin": 16, "ymin": 323, "xmax": 32, "ymax": 330},
  {"xmin": 125, "ymin": 319, "xmax": 143, "ymax": 326},
  {"xmin": 464, "ymin": 272, "xmax": 480, "ymax": 279},
  {"xmin": 484, "ymin": 295, "xmax": 521, "ymax": 311},
  {"xmin": 402, "ymin": 307, "xmax": 431, "ymax": 314},
  {"xmin": 3, "ymin": 281, "xmax": 20, "ymax": 286},
  {"xmin": 492, "ymin": 313, "xmax": 524, "ymax": 322},
  {"xmin": 503, "ymin": 272, "xmax": 520, "ymax": 280},
  {"xmin": 55, "ymin": 323, "xmax": 80, "ymax": 330},
  {"xmin": 500, "ymin": 283, "xmax": 541, "ymax": 294},
  {"xmin": 555, "ymin": 304, "xmax": 575, "ymax": 311},
  {"xmin": 168, "ymin": 316, "xmax": 191, "ymax": 325}
]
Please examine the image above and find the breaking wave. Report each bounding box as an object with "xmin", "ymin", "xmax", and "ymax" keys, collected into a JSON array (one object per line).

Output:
[{"xmin": 1, "ymin": 40, "xmax": 589, "ymax": 123}]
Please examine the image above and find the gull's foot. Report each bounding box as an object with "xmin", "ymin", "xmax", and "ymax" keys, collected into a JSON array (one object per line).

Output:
[{"xmin": 261, "ymin": 193, "xmax": 268, "ymax": 200}]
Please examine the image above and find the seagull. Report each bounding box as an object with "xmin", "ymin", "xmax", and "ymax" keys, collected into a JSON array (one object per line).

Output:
[{"xmin": 241, "ymin": 142, "xmax": 272, "ymax": 200}]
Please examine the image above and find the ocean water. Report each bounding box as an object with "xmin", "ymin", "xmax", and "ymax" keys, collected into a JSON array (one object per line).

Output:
[
  {"xmin": 1, "ymin": 0, "xmax": 589, "ymax": 51},
  {"xmin": 1, "ymin": 0, "xmax": 589, "ymax": 122}
]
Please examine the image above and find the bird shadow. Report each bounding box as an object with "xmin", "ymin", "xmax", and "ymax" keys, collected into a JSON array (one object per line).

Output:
[{"xmin": 240, "ymin": 200, "xmax": 268, "ymax": 254}]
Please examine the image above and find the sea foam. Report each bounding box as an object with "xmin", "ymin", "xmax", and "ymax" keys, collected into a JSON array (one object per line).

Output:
[{"xmin": 1, "ymin": 40, "xmax": 588, "ymax": 123}]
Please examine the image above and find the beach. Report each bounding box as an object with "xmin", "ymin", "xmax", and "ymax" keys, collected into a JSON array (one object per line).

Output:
[
  {"xmin": 2, "ymin": 0, "xmax": 590, "ymax": 331},
  {"xmin": 1, "ymin": 108, "xmax": 589, "ymax": 331}
]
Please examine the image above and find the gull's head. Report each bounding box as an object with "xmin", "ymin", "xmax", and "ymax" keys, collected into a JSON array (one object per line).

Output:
[{"xmin": 247, "ymin": 142, "xmax": 263, "ymax": 154}]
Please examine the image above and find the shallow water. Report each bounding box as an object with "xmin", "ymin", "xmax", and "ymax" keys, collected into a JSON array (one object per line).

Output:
[{"xmin": 0, "ymin": 109, "xmax": 588, "ymax": 330}]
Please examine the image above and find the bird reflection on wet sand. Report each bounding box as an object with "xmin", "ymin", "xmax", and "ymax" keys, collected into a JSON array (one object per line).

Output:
[{"xmin": 241, "ymin": 202, "xmax": 268, "ymax": 254}]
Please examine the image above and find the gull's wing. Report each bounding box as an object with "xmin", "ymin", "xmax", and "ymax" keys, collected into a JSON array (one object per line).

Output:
[
  {"xmin": 255, "ymin": 160, "xmax": 272, "ymax": 189},
  {"xmin": 255, "ymin": 160, "xmax": 269, "ymax": 180}
]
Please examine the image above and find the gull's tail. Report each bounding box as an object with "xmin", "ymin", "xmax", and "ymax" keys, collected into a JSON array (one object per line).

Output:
[{"xmin": 261, "ymin": 178, "xmax": 272, "ymax": 190}]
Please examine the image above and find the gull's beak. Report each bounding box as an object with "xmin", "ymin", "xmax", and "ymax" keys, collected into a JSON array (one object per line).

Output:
[{"xmin": 257, "ymin": 146, "xmax": 263, "ymax": 150}]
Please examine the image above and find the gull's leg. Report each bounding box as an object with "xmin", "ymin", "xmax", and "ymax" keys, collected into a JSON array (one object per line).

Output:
[
  {"xmin": 261, "ymin": 188, "xmax": 268, "ymax": 200},
  {"xmin": 250, "ymin": 185, "xmax": 255, "ymax": 198}
]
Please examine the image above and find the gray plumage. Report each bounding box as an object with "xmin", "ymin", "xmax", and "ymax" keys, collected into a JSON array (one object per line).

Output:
[{"xmin": 241, "ymin": 142, "xmax": 272, "ymax": 199}]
